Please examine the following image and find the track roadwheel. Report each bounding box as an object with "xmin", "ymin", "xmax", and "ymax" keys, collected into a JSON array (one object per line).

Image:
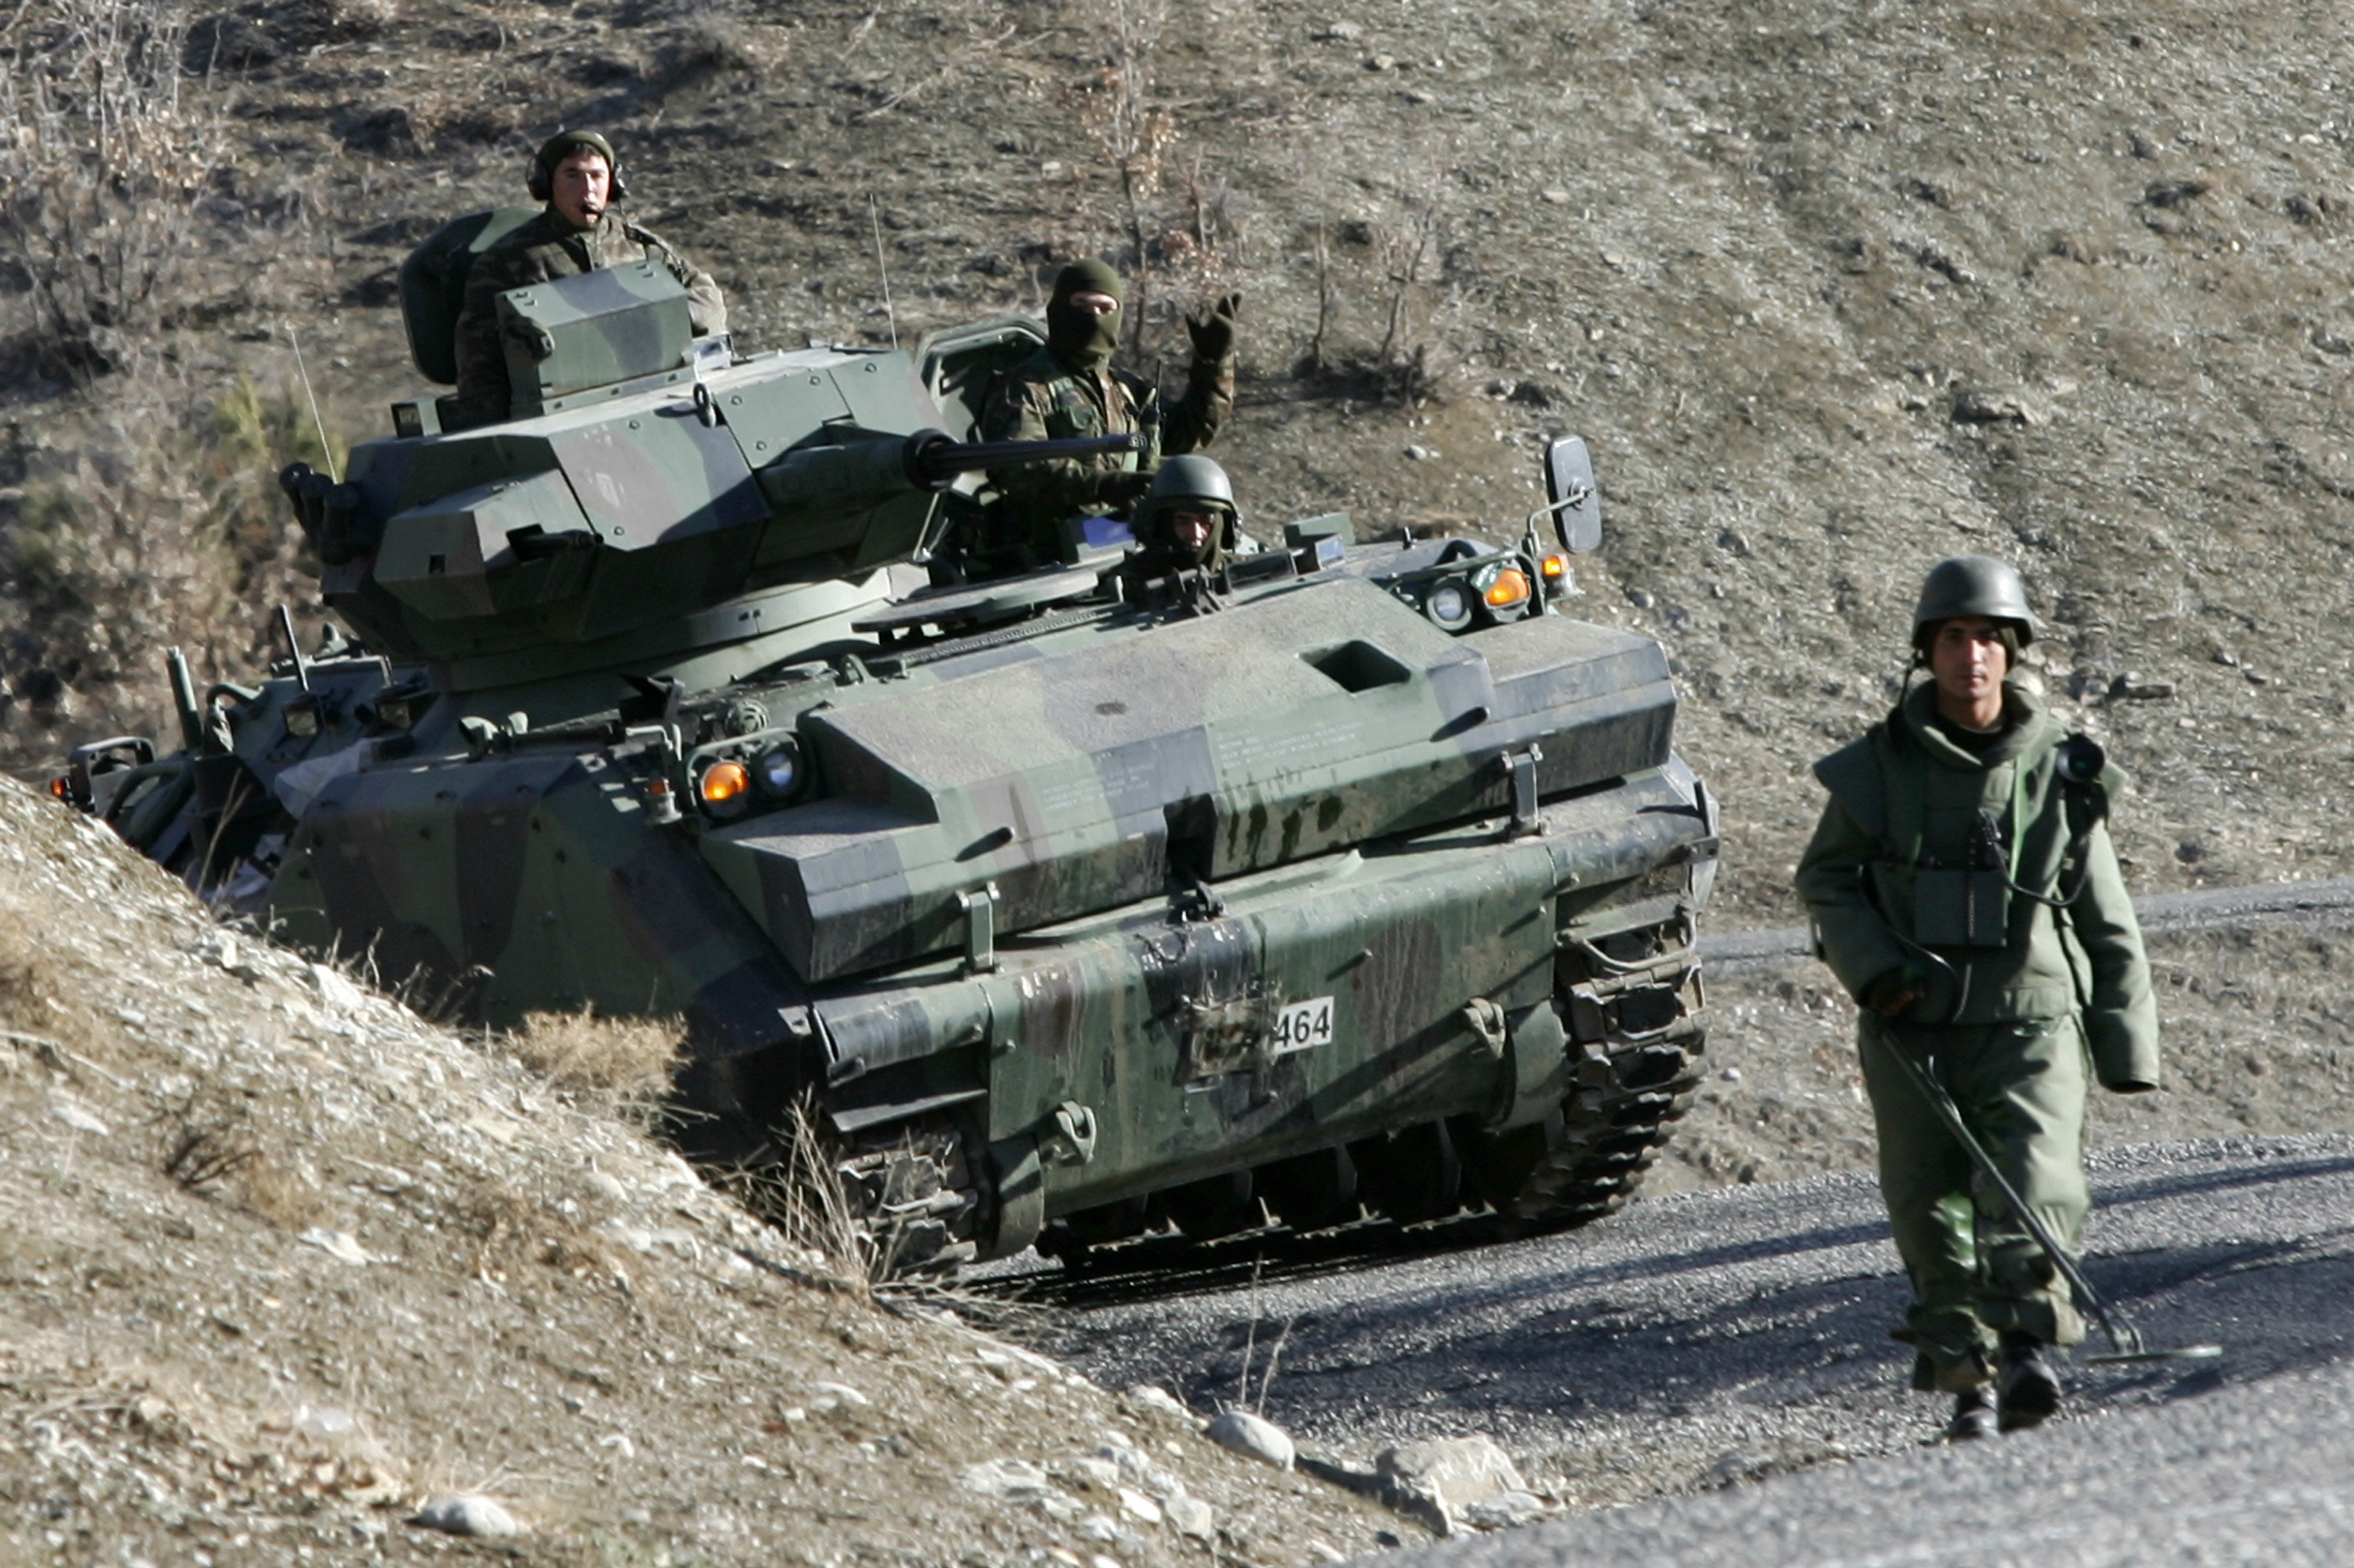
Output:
[
  {"xmin": 1157, "ymin": 1171, "xmax": 1260, "ymax": 1239},
  {"xmin": 1350, "ymin": 1121, "xmax": 1463, "ymax": 1225},
  {"xmin": 1457, "ymin": 911, "xmax": 1706, "ymax": 1232},
  {"xmin": 822, "ymin": 1117, "xmax": 986, "ymax": 1280},
  {"xmin": 1254, "ymin": 1146, "xmax": 1361, "ymax": 1232}
]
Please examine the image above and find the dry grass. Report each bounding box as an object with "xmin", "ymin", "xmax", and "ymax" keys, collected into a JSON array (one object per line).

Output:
[
  {"xmin": 0, "ymin": 885, "xmax": 94, "ymax": 1058},
  {"xmin": 701, "ymin": 1094, "xmax": 874, "ymax": 1296},
  {"xmin": 496, "ymin": 1009, "xmax": 685, "ymax": 1126}
]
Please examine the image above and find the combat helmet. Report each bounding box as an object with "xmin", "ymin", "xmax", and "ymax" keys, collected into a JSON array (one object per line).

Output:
[
  {"xmin": 1911, "ymin": 555, "xmax": 2034, "ymax": 658},
  {"xmin": 1133, "ymin": 455, "xmax": 1238, "ymax": 566}
]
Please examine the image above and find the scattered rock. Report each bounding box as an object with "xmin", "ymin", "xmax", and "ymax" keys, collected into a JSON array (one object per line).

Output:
[
  {"xmin": 1376, "ymin": 1435, "xmax": 1526, "ymax": 1519},
  {"xmin": 298, "ymin": 1227, "xmax": 378, "ymax": 1266},
  {"xmin": 1540, "ymin": 187, "xmax": 1571, "ymax": 204},
  {"xmin": 1951, "ymin": 390, "xmax": 2039, "ymax": 426},
  {"xmin": 808, "ymin": 1381, "xmax": 871, "ymax": 1406},
  {"xmin": 1165, "ymin": 1493, "xmax": 1215, "ymax": 1539},
  {"xmin": 1366, "ymin": 54, "xmax": 1397, "ymax": 71},
  {"xmin": 2144, "ymin": 177, "xmax": 2214, "ymax": 210},
  {"xmin": 1310, "ymin": 21, "xmax": 1362, "ymax": 40},
  {"xmin": 1403, "ymin": 443, "xmax": 1437, "ymax": 460},
  {"xmin": 1461, "ymin": 1489, "xmax": 1553, "ymax": 1529},
  {"xmin": 1205, "ymin": 1410, "xmax": 1295, "ymax": 1470},
  {"xmin": 1125, "ymin": 1385, "xmax": 1191, "ymax": 1422},
  {"xmin": 408, "ymin": 1495, "xmax": 521, "ymax": 1538},
  {"xmin": 1117, "ymin": 1487, "xmax": 1161, "ymax": 1524},
  {"xmin": 961, "ymin": 1458, "xmax": 1054, "ymax": 1498},
  {"xmin": 48, "ymin": 1098, "xmax": 110, "ymax": 1136},
  {"xmin": 2109, "ymin": 674, "xmax": 2175, "ymax": 701},
  {"xmin": 1626, "ymin": 587, "xmax": 1656, "ymax": 610}
]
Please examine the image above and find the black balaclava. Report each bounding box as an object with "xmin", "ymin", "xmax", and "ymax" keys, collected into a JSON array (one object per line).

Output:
[{"xmin": 1045, "ymin": 260, "xmax": 1123, "ymax": 371}]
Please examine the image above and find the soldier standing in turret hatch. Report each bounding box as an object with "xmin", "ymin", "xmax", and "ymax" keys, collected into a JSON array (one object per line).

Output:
[
  {"xmin": 446, "ymin": 130, "xmax": 728, "ymax": 431},
  {"xmin": 1794, "ymin": 556, "xmax": 2161, "ymax": 1442},
  {"xmin": 977, "ymin": 260, "xmax": 1238, "ymax": 570}
]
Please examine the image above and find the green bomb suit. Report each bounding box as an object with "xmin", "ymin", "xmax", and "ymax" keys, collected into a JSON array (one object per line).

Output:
[{"xmin": 1794, "ymin": 682, "xmax": 2159, "ymax": 1390}]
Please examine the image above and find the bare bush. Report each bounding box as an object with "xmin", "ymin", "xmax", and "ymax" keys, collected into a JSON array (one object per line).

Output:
[
  {"xmin": 0, "ymin": 0, "xmax": 228, "ymax": 376},
  {"xmin": 1297, "ymin": 165, "xmax": 1465, "ymax": 405},
  {"xmin": 1073, "ymin": 0, "xmax": 1174, "ymax": 351},
  {"xmin": 0, "ymin": 374, "xmax": 337, "ymax": 763}
]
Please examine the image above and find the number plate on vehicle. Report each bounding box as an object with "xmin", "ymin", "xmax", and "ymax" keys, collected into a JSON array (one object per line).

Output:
[{"xmin": 1271, "ymin": 996, "xmax": 1336, "ymax": 1054}]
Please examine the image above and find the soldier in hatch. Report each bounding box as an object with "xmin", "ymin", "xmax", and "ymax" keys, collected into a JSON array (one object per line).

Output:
[
  {"xmin": 977, "ymin": 260, "xmax": 1237, "ymax": 568},
  {"xmin": 1117, "ymin": 455, "xmax": 1239, "ymax": 584},
  {"xmin": 1794, "ymin": 556, "xmax": 2160, "ymax": 1442},
  {"xmin": 446, "ymin": 130, "xmax": 728, "ymax": 431}
]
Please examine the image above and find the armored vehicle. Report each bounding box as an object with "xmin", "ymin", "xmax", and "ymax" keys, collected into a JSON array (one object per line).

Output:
[{"xmin": 61, "ymin": 216, "xmax": 1719, "ymax": 1273}]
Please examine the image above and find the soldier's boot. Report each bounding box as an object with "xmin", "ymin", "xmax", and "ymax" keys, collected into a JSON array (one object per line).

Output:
[
  {"xmin": 1945, "ymin": 1386, "xmax": 1999, "ymax": 1442},
  {"xmin": 1996, "ymin": 1332, "xmax": 2062, "ymax": 1431}
]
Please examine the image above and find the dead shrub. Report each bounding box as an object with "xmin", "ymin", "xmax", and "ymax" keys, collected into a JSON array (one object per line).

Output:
[
  {"xmin": 496, "ymin": 1010, "xmax": 685, "ymax": 1125},
  {"xmin": 0, "ymin": 888, "xmax": 91, "ymax": 1053},
  {"xmin": 0, "ymin": 0, "xmax": 230, "ymax": 377},
  {"xmin": 228, "ymin": 1148, "xmax": 335, "ymax": 1231},
  {"xmin": 456, "ymin": 1179, "xmax": 634, "ymax": 1289},
  {"xmin": 703, "ymin": 1095, "xmax": 871, "ymax": 1297},
  {"xmin": 0, "ymin": 374, "xmax": 337, "ymax": 765}
]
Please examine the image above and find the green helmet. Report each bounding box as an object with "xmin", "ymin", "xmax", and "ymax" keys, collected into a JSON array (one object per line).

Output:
[
  {"xmin": 1911, "ymin": 555, "xmax": 2035, "ymax": 652},
  {"xmin": 1133, "ymin": 455, "xmax": 1237, "ymax": 567}
]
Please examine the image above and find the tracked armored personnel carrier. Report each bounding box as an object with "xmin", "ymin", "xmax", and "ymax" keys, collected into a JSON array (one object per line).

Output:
[{"xmin": 61, "ymin": 218, "xmax": 1718, "ymax": 1273}]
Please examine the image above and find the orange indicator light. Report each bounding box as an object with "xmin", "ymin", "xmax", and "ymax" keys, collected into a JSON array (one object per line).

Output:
[
  {"xmin": 699, "ymin": 760, "xmax": 751, "ymax": 804},
  {"xmin": 1484, "ymin": 568, "xmax": 1532, "ymax": 608}
]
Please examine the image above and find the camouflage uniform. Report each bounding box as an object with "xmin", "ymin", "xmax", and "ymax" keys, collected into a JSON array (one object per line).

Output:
[
  {"xmin": 977, "ymin": 262, "xmax": 1235, "ymax": 566},
  {"xmin": 1795, "ymin": 679, "xmax": 2159, "ymax": 1393},
  {"xmin": 448, "ymin": 209, "xmax": 725, "ymax": 429}
]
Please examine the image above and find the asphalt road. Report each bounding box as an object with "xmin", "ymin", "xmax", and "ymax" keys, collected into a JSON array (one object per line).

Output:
[{"xmin": 1033, "ymin": 1134, "xmax": 2354, "ymax": 1567}]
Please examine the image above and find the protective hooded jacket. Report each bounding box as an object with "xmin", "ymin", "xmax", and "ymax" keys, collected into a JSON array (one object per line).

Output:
[
  {"xmin": 977, "ymin": 353, "xmax": 1232, "ymax": 554},
  {"xmin": 1794, "ymin": 682, "xmax": 2159, "ymax": 1090}
]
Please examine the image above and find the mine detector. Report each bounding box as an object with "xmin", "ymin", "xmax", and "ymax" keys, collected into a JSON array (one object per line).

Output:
[{"xmin": 60, "ymin": 210, "xmax": 1720, "ymax": 1274}]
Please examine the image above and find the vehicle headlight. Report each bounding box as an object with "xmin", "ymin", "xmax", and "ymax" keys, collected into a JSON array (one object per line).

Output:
[
  {"xmin": 1424, "ymin": 580, "xmax": 1474, "ymax": 631},
  {"xmin": 1482, "ymin": 566, "xmax": 1532, "ymax": 610},
  {"xmin": 698, "ymin": 759, "xmax": 751, "ymax": 808},
  {"xmin": 753, "ymin": 741, "xmax": 801, "ymax": 797}
]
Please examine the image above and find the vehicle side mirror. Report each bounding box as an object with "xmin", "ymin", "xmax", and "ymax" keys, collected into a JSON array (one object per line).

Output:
[{"xmin": 1543, "ymin": 435, "xmax": 1602, "ymax": 554}]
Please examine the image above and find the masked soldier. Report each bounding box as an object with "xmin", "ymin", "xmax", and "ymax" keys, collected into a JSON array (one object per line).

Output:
[
  {"xmin": 978, "ymin": 260, "xmax": 1237, "ymax": 568},
  {"xmin": 1794, "ymin": 556, "xmax": 2159, "ymax": 1441},
  {"xmin": 447, "ymin": 130, "xmax": 727, "ymax": 431}
]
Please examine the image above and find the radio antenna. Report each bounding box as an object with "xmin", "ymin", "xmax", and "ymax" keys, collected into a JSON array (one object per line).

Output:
[
  {"xmin": 286, "ymin": 324, "xmax": 339, "ymax": 482},
  {"xmin": 869, "ymin": 193, "xmax": 900, "ymax": 351}
]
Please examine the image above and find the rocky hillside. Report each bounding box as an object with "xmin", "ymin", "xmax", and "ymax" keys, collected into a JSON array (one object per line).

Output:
[{"xmin": 0, "ymin": 776, "xmax": 1398, "ymax": 1562}]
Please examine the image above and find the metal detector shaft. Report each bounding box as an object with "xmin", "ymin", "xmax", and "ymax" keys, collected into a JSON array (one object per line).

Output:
[{"xmin": 1882, "ymin": 1039, "xmax": 2144, "ymax": 1358}]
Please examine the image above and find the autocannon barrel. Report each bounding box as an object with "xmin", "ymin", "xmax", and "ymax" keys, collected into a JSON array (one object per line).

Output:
[{"xmin": 757, "ymin": 429, "xmax": 1142, "ymax": 513}]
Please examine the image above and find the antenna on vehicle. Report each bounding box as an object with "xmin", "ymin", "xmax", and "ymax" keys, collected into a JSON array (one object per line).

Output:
[
  {"xmin": 869, "ymin": 193, "xmax": 900, "ymax": 351},
  {"xmin": 286, "ymin": 324, "xmax": 339, "ymax": 483}
]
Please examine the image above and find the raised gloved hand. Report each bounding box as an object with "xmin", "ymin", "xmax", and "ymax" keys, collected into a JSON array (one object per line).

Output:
[
  {"xmin": 1096, "ymin": 470, "xmax": 1155, "ymax": 508},
  {"xmin": 1186, "ymin": 293, "xmax": 1241, "ymax": 361}
]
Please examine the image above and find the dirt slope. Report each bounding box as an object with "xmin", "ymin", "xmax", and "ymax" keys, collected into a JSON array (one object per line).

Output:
[{"xmin": 0, "ymin": 775, "xmax": 1395, "ymax": 1563}]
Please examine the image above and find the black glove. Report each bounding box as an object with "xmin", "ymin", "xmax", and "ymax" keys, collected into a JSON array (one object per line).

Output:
[
  {"xmin": 1186, "ymin": 293, "xmax": 1241, "ymax": 361},
  {"xmin": 1862, "ymin": 966, "xmax": 1927, "ymax": 1018},
  {"xmin": 1096, "ymin": 470, "xmax": 1154, "ymax": 509}
]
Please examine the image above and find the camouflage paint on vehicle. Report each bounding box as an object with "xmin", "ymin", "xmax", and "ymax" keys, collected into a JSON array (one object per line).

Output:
[{"xmin": 64, "ymin": 235, "xmax": 1719, "ymax": 1275}]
